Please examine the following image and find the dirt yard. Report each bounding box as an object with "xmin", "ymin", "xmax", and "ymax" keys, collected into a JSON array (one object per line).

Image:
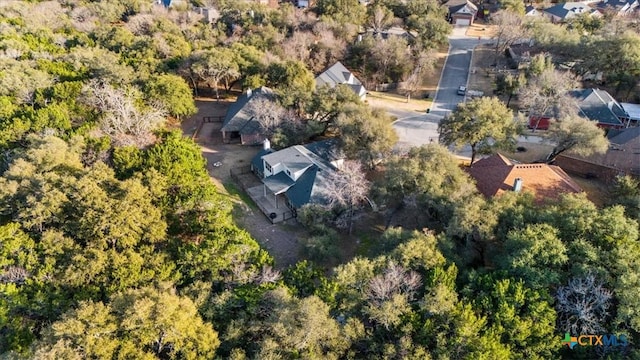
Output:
[
  {"xmin": 465, "ymin": 23, "xmax": 497, "ymax": 38},
  {"xmin": 468, "ymin": 44, "xmax": 498, "ymax": 99},
  {"xmin": 180, "ymin": 97, "xmax": 305, "ymax": 269}
]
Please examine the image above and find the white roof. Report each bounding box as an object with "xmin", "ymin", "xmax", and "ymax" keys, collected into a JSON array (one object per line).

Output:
[{"xmin": 621, "ymin": 103, "xmax": 640, "ymax": 121}]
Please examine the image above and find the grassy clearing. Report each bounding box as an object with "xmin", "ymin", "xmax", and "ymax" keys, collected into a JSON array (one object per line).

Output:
[
  {"xmin": 366, "ymin": 91, "xmax": 432, "ymax": 113},
  {"xmin": 465, "ymin": 23, "xmax": 497, "ymax": 38},
  {"xmin": 469, "ymin": 44, "xmax": 498, "ymax": 97},
  {"xmin": 365, "ymin": 43, "xmax": 447, "ymax": 113},
  {"xmin": 223, "ymin": 181, "xmax": 258, "ymax": 210}
]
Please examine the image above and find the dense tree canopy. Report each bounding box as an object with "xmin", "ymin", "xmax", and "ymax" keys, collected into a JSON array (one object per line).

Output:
[
  {"xmin": 439, "ymin": 97, "xmax": 521, "ymax": 164},
  {"xmin": 1, "ymin": 2, "xmax": 639, "ymax": 360}
]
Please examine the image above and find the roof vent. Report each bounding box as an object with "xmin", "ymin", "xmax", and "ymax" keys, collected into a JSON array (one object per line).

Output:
[{"xmin": 513, "ymin": 178, "xmax": 523, "ymax": 192}]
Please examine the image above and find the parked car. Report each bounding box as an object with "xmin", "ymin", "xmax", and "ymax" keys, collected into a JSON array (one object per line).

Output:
[{"xmin": 457, "ymin": 85, "xmax": 466, "ymax": 95}]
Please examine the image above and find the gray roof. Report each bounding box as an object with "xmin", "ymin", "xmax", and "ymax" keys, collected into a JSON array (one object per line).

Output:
[
  {"xmin": 253, "ymin": 141, "xmax": 341, "ymax": 208},
  {"xmin": 262, "ymin": 146, "xmax": 316, "ymax": 173},
  {"xmin": 221, "ymin": 87, "xmax": 274, "ymax": 134},
  {"xmin": 595, "ymin": 0, "xmax": 639, "ymax": 12},
  {"xmin": 570, "ymin": 88, "xmax": 626, "ymax": 126},
  {"xmin": 607, "ymin": 126, "xmax": 640, "ymax": 145},
  {"xmin": 315, "ymin": 62, "xmax": 366, "ymax": 97},
  {"xmin": 446, "ymin": 0, "xmax": 478, "ymax": 14},
  {"xmin": 251, "ymin": 148, "xmax": 273, "ymax": 172},
  {"xmin": 544, "ymin": 2, "xmax": 591, "ymax": 19},
  {"xmin": 303, "ymin": 139, "xmax": 343, "ymax": 164},
  {"xmin": 263, "ymin": 172, "xmax": 296, "ymax": 194}
]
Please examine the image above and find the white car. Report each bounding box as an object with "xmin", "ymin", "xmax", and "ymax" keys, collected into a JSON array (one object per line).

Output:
[{"xmin": 457, "ymin": 86, "xmax": 467, "ymax": 95}]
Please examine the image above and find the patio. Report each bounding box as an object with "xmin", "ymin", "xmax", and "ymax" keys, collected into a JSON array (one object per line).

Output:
[{"xmin": 246, "ymin": 185, "xmax": 296, "ymax": 223}]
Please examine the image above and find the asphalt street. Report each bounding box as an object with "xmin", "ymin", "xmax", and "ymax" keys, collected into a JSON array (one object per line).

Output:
[
  {"xmin": 393, "ymin": 27, "xmax": 489, "ymax": 151},
  {"xmin": 391, "ymin": 28, "xmax": 544, "ymax": 157}
]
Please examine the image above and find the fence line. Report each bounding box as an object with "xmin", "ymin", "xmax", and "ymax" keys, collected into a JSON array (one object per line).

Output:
[{"xmin": 203, "ymin": 116, "xmax": 224, "ymax": 123}]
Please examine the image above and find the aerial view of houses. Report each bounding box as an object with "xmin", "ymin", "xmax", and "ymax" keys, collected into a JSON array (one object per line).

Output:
[{"xmin": 0, "ymin": 0, "xmax": 638, "ymax": 359}]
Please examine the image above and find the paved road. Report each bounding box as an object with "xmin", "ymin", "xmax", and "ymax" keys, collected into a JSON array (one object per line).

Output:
[
  {"xmin": 430, "ymin": 27, "xmax": 492, "ymax": 117},
  {"xmin": 393, "ymin": 27, "xmax": 489, "ymax": 150},
  {"xmin": 391, "ymin": 29, "xmax": 545, "ymax": 157}
]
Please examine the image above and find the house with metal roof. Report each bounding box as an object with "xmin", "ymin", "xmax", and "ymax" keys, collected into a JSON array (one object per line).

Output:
[
  {"xmin": 467, "ymin": 154, "xmax": 583, "ymax": 203},
  {"xmin": 221, "ymin": 87, "xmax": 274, "ymax": 145},
  {"xmin": 621, "ymin": 102, "xmax": 640, "ymax": 126},
  {"xmin": 543, "ymin": 2, "xmax": 601, "ymax": 22},
  {"xmin": 315, "ymin": 62, "xmax": 367, "ymax": 100},
  {"xmin": 363, "ymin": 26, "xmax": 417, "ymax": 41},
  {"xmin": 248, "ymin": 140, "xmax": 344, "ymax": 222},
  {"xmin": 525, "ymin": 5, "xmax": 542, "ymax": 16}
]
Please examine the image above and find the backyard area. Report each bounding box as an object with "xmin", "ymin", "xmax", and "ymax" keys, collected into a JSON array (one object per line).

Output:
[{"xmin": 180, "ymin": 96, "xmax": 305, "ymax": 269}]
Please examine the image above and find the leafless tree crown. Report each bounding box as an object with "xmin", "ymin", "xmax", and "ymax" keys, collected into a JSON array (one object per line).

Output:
[
  {"xmin": 556, "ymin": 274, "xmax": 613, "ymax": 335},
  {"xmin": 367, "ymin": 262, "xmax": 421, "ymax": 306}
]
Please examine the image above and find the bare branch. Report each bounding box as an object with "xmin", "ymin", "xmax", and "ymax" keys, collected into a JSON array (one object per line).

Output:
[
  {"xmin": 556, "ymin": 274, "xmax": 612, "ymax": 334},
  {"xmin": 82, "ymin": 81, "xmax": 167, "ymax": 147}
]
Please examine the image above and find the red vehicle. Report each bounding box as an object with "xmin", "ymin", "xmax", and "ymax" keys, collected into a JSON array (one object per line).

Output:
[{"xmin": 528, "ymin": 116, "xmax": 550, "ymax": 130}]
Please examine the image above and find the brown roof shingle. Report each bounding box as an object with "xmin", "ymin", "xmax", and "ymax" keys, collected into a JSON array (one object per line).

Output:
[{"xmin": 468, "ymin": 154, "xmax": 583, "ymax": 203}]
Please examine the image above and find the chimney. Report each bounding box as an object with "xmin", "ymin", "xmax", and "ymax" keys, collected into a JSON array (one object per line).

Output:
[
  {"xmin": 263, "ymin": 138, "xmax": 271, "ymax": 150},
  {"xmin": 246, "ymin": 88, "xmax": 252, "ymax": 97},
  {"xmin": 513, "ymin": 177, "xmax": 523, "ymax": 192}
]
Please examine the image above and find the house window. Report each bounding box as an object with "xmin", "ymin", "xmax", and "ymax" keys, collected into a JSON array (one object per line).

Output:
[
  {"xmin": 286, "ymin": 170, "xmax": 291, "ymax": 176},
  {"xmin": 265, "ymin": 162, "xmax": 272, "ymax": 173}
]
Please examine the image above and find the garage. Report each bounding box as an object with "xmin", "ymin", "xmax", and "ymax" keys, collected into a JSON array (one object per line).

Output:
[{"xmin": 455, "ymin": 18, "xmax": 471, "ymax": 25}]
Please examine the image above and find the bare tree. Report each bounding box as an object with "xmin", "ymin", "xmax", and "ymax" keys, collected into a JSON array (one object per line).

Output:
[
  {"xmin": 518, "ymin": 68, "xmax": 579, "ymax": 131},
  {"xmin": 309, "ymin": 25, "xmax": 348, "ymax": 73},
  {"xmin": 399, "ymin": 49, "xmax": 436, "ymax": 102},
  {"xmin": 255, "ymin": 265, "xmax": 281, "ymax": 285},
  {"xmin": 491, "ymin": 10, "xmax": 529, "ymax": 64},
  {"xmin": 125, "ymin": 13, "xmax": 156, "ymax": 36},
  {"xmin": 367, "ymin": 262, "xmax": 421, "ymax": 305},
  {"xmin": 321, "ymin": 160, "xmax": 371, "ymax": 234},
  {"xmin": 0, "ymin": 265, "xmax": 30, "ymax": 285},
  {"xmin": 83, "ymin": 81, "xmax": 167, "ymax": 147},
  {"xmin": 556, "ymin": 274, "xmax": 612, "ymax": 334},
  {"xmin": 246, "ymin": 97, "xmax": 286, "ymax": 137},
  {"xmin": 282, "ymin": 31, "xmax": 315, "ymax": 63},
  {"xmin": 367, "ymin": 4, "xmax": 395, "ymax": 34}
]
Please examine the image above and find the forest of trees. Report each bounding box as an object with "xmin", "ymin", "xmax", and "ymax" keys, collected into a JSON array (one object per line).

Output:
[{"xmin": 0, "ymin": 0, "xmax": 639, "ymax": 359}]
